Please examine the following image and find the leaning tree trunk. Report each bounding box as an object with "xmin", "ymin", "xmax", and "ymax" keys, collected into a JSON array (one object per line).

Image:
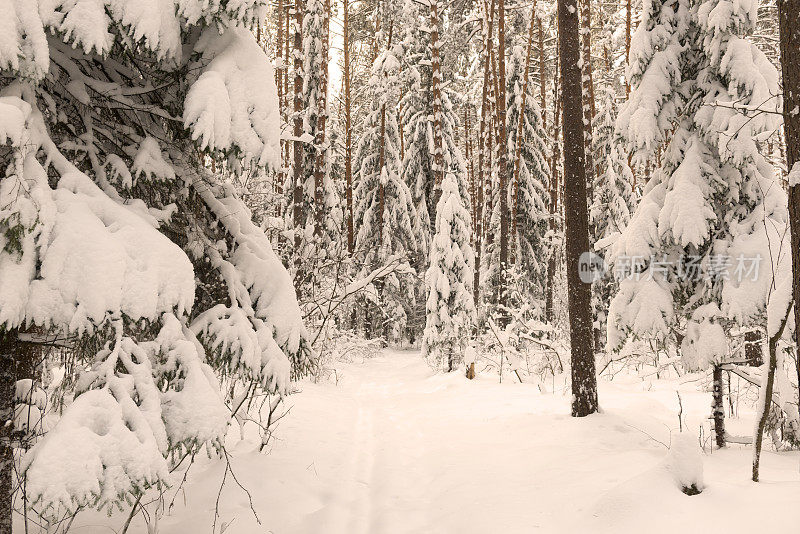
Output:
[
  {"xmin": 778, "ymin": 0, "xmax": 800, "ymax": 406},
  {"xmin": 753, "ymin": 303, "xmax": 793, "ymax": 481},
  {"xmin": 558, "ymin": 0, "xmax": 598, "ymax": 417}
]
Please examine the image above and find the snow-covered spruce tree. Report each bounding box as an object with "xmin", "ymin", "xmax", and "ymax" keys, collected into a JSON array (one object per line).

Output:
[
  {"xmin": 422, "ymin": 171, "xmax": 477, "ymax": 372},
  {"xmin": 590, "ymin": 85, "xmax": 633, "ymax": 347},
  {"xmin": 399, "ymin": 0, "xmax": 470, "ymax": 340},
  {"xmin": 0, "ymin": 1, "xmax": 310, "ymax": 524},
  {"xmin": 609, "ymin": 0, "xmax": 791, "ymax": 440},
  {"xmin": 507, "ymin": 45, "xmax": 551, "ymax": 302},
  {"xmin": 286, "ymin": 0, "xmax": 341, "ymax": 292},
  {"xmin": 399, "ymin": 0, "xmax": 470, "ymax": 244},
  {"xmin": 353, "ymin": 37, "xmax": 423, "ymax": 341}
]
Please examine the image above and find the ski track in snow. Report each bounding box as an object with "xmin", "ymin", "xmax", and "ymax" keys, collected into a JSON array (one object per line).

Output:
[{"xmin": 70, "ymin": 349, "xmax": 800, "ymax": 534}]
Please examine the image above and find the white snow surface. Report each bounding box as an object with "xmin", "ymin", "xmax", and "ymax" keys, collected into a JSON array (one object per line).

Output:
[{"xmin": 57, "ymin": 350, "xmax": 800, "ymax": 534}]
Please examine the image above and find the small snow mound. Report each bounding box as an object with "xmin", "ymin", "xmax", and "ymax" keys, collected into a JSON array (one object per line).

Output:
[{"xmin": 666, "ymin": 432, "xmax": 704, "ymax": 495}]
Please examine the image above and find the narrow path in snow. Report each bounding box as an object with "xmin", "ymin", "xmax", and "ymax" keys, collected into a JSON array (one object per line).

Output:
[
  {"xmin": 153, "ymin": 348, "xmax": 800, "ymax": 534},
  {"xmin": 297, "ymin": 349, "xmax": 648, "ymax": 534}
]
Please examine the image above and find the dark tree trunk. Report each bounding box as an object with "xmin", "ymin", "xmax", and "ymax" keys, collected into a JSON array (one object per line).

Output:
[
  {"xmin": 343, "ymin": 0, "xmax": 354, "ymax": 255},
  {"xmin": 753, "ymin": 303, "xmax": 793, "ymax": 481},
  {"xmin": 276, "ymin": 0, "xmax": 286, "ymax": 221},
  {"xmin": 293, "ymin": 0, "xmax": 305, "ymax": 291},
  {"xmin": 712, "ymin": 364, "xmax": 726, "ymax": 448},
  {"xmin": 0, "ymin": 333, "xmax": 13, "ymax": 534},
  {"xmin": 543, "ymin": 16, "xmax": 558, "ymax": 325},
  {"xmin": 0, "ymin": 329, "xmax": 39, "ymax": 534},
  {"xmin": 778, "ymin": 0, "xmax": 800, "ymax": 405},
  {"xmin": 625, "ymin": 0, "xmax": 631, "ymax": 96},
  {"xmin": 580, "ymin": 0, "xmax": 595, "ymax": 197},
  {"xmin": 430, "ymin": 0, "xmax": 445, "ymax": 192},
  {"xmin": 475, "ymin": 0, "xmax": 496, "ymax": 309},
  {"xmin": 313, "ymin": 0, "xmax": 330, "ymax": 237},
  {"xmin": 511, "ymin": 7, "xmax": 537, "ymax": 244},
  {"xmin": 496, "ymin": 0, "xmax": 510, "ymax": 324},
  {"xmin": 558, "ymin": 0, "xmax": 598, "ymax": 417},
  {"xmin": 744, "ymin": 330, "xmax": 763, "ymax": 367}
]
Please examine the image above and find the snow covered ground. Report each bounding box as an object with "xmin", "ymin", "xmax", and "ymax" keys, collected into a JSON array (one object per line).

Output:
[{"xmin": 68, "ymin": 349, "xmax": 800, "ymax": 533}]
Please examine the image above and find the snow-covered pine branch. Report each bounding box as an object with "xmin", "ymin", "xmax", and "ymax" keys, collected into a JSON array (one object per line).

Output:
[{"xmin": 0, "ymin": 0, "xmax": 310, "ymax": 521}]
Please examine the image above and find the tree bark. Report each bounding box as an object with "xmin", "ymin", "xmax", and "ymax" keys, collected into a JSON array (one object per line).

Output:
[
  {"xmin": 344, "ymin": 0, "xmax": 354, "ymax": 254},
  {"xmin": 580, "ymin": 0, "xmax": 595, "ymax": 197},
  {"xmin": 538, "ymin": 13, "xmax": 557, "ymax": 325},
  {"xmin": 293, "ymin": 0, "xmax": 305, "ymax": 291},
  {"xmin": 0, "ymin": 330, "xmax": 38, "ymax": 534},
  {"xmin": 546, "ymin": 38, "xmax": 561, "ymax": 324},
  {"xmin": 745, "ymin": 330, "xmax": 763, "ymax": 367},
  {"xmin": 475, "ymin": 0, "xmax": 496, "ymax": 309},
  {"xmin": 753, "ymin": 303, "xmax": 793, "ymax": 481},
  {"xmin": 558, "ymin": 0, "xmax": 598, "ymax": 417},
  {"xmin": 712, "ymin": 363, "xmax": 726, "ymax": 448},
  {"xmin": 377, "ymin": 25, "xmax": 393, "ymax": 252},
  {"xmin": 538, "ymin": 16, "xmax": 547, "ymax": 132},
  {"xmin": 512, "ymin": 5, "xmax": 538, "ymax": 244},
  {"xmin": 276, "ymin": 0, "xmax": 286, "ymax": 220},
  {"xmin": 778, "ymin": 0, "xmax": 800, "ymax": 405},
  {"xmin": 496, "ymin": 0, "xmax": 510, "ymax": 324},
  {"xmin": 313, "ymin": 0, "xmax": 330, "ymax": 238},
  {"xmin": 0, "ymin": 334, "xmax": 13, "ymax": 534},
  {"xmin": 625, "ymin": 0, "xmax": 631, "ymax": 96},
  {"xmin": 430, "ymin": 0, "xmax": 445, "ymax": 192}
]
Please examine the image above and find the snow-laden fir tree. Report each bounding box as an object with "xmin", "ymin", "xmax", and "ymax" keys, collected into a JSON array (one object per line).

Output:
[
  {"xmin": 399, "ymin": 0, "xmax": 471, "ymax": 244},
  {"xmin": 422, "ymin": 171, "xmax": 477, "ymax": 372},
  {"xmin": 284, "ymin": 0, "xmax": 341, "ymax": 286},
  {"xmin": 507, "ymin": 45, "xmax": 551, "ymax": 302},
  {"xmin": 609, "ymin": 0, "xmax": 790, "ymax": 381},
  {"xmin": 399, "ymin": 0, "xmax": 470, "ymax": 338},
  {"xmin": 0, "ymin": 1, "xmax": 310, "ymax": 524},
  {"xmin": 302, "ymin": 0, "xmax": 337, "ymax": 237},
  {"xmin": 590, "ymin": 85, "xmax": 634, "ymax": 345},
  {"xmin": 353, "ymin": 35, "xmax": 424, "ymax": 341}
]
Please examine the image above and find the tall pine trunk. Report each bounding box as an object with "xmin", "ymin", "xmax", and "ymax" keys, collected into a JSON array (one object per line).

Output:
[
  {"xmin": 558, "ymin": 0, "xmax": 598, "ymax": 417},
  {"xmin": 293, "ymin": 0, "xmax": 305, "ymax": 290},
  {"xmin": 580, "ymin": 0, "xmax": 595, "ymax": 195},
  {"xmin": 430, "ymin": 0, "xmax": 445, "ymax": 192},
  {"xmin": 313, "ymin": 0, "xmax": 331, "ymax": 237},
  {"xmin": 344, "ymin": 0, "xmax": 354, "ymax": 254},
  {"xmin": 625, "ymin": 0, "xmax": 631, "ymax": 96},
  {"xmin": 546, "ymin": 44, "xmax": 561, "ymax": 324},
  {"xmin": 496, "ymin": 0, "xmax": 510, "ymax": 324},
  {"xmin": 778, "ymin": 0, "xmax": 800, "ymax": 405},
  {"xmin": 475, "ymin": 0, "xmax": 496, "ymax": 309},
  {"xmin": 511, "ymin": 5, "xmax": 538, "ymax": 244},
  {"xmin": 276, "ymin": 0, "xmax": 286, "ymax": 220}
]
